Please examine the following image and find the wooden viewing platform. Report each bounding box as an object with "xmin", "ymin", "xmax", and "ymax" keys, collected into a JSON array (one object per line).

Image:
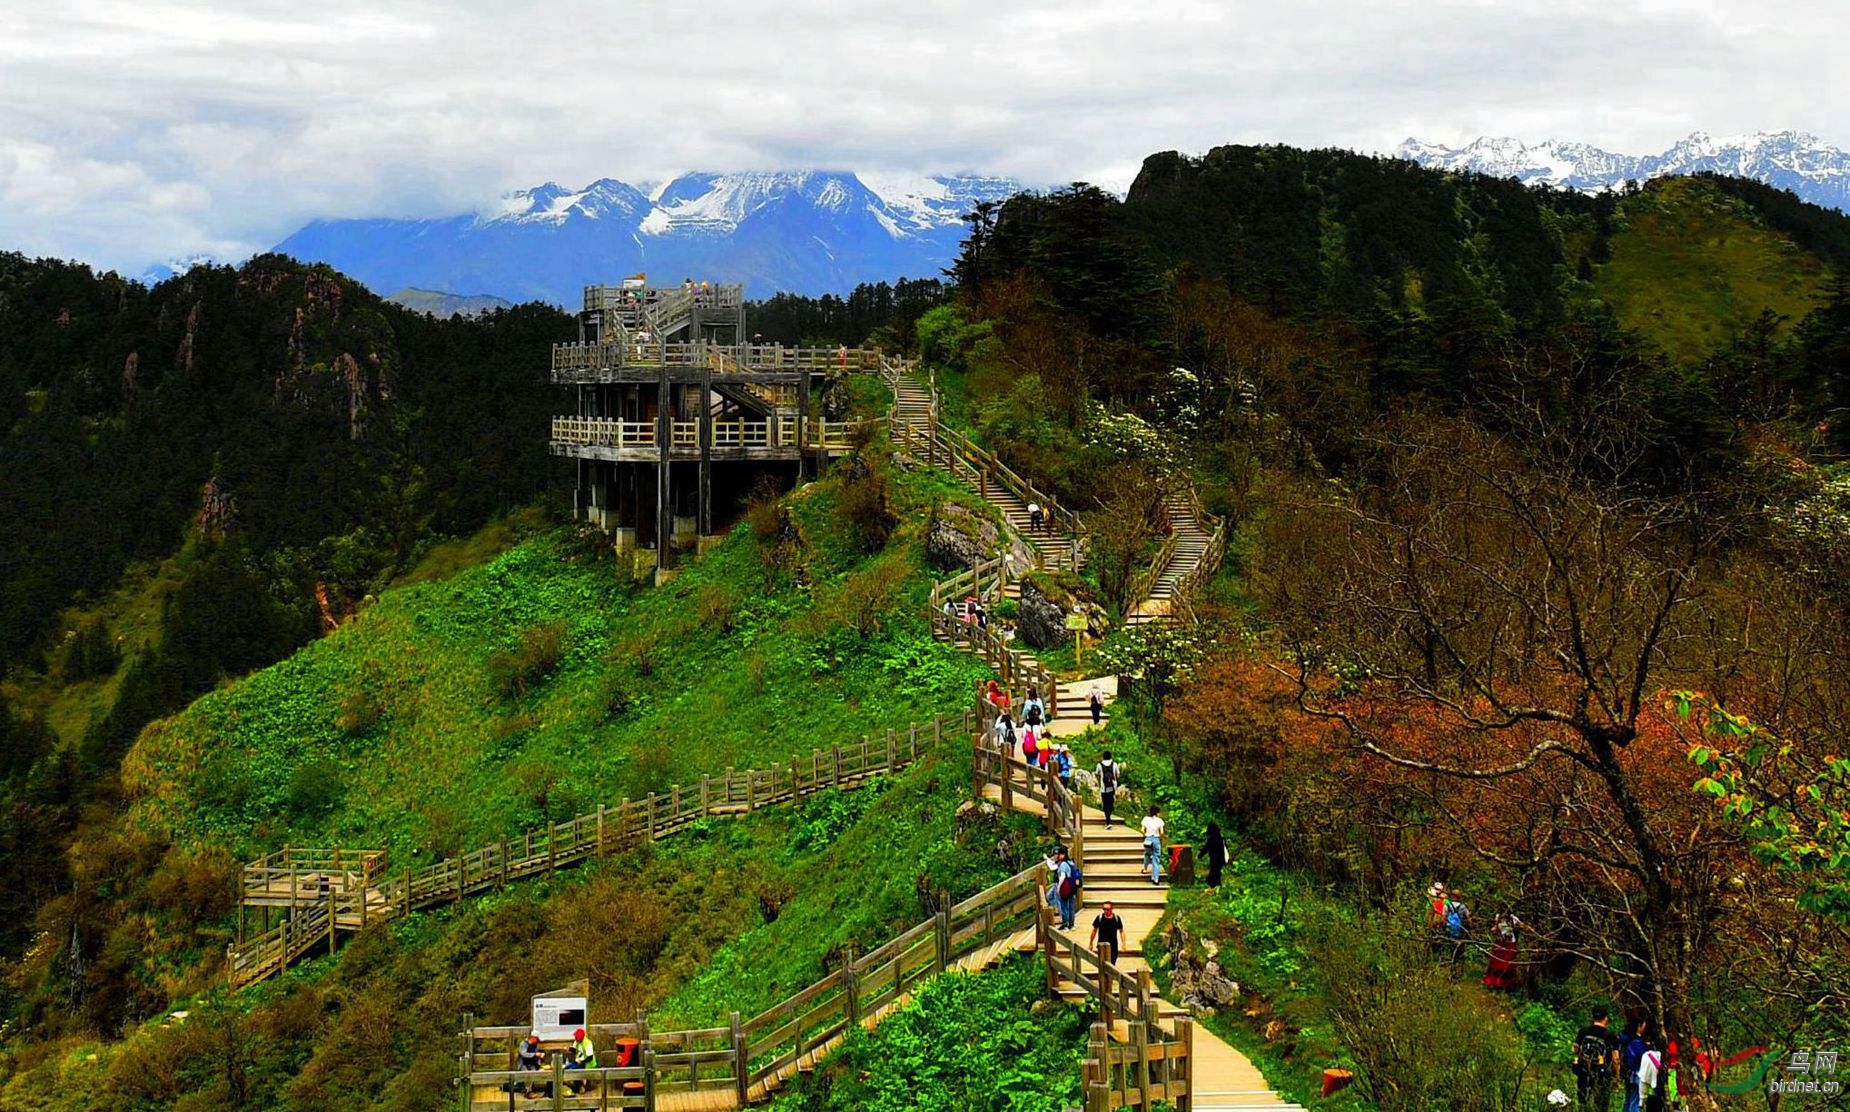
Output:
[{"xmin": 549, "ymin": 414, "xmax": 861, "ymax": 462}]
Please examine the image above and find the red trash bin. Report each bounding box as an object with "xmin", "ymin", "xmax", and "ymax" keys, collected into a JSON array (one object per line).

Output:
[
  {"xmin": 614, "ymin": 1037, "xmax": 641, "ymax": 1067},
  {"xmin": 1167, "ymin": 844, "xmax": 1195, "ymax": 885}
]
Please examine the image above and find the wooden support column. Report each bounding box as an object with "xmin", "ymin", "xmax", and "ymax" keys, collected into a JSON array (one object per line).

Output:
[
  {"xmin": 797, "ymin": 370, "xmax": 813, "ymax": 480},
  {"xmin": 698, "ymin": 364, "xmax": 713, "ymax": 537},
  {"xmin": 655, "ymin": 370, "xmax": 671, "ymax": 571}
]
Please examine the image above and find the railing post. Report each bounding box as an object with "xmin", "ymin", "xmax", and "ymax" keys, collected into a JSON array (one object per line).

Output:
[
  {"xmin": 646, "ymin": 794, "xmax": 657, "ymax": 841},
  {"xmin": 1175, "ymin": 1015, "xmax": 1194, "ymax": 1112},
  {"xmin": 935, "ymin": 908, "xmax": 951, "ymax": 973},
  {"xmin": 551, "ymin": 1054, "xmax": 565, "ymax": 1112},
  {"xmin": 731, "ymin": 1011, "xmax": 748, "ymax": 1105},
  {"xmin": 745, "ymin": 770, "xmax": 755, "ymax": 812},
  {"xmin": 596, "ymin": 805, "xmax": 606, "ymax": 856},
  {"xmin": 1134, "ymin": 1006, "xmax": 1153, "ymax": 1112},
  {"xmin": 833, "ymin": 746, "xmax": 843, "ymax": 787},
  {"xmin": 701, "ymin": 775, "xmax": 711, "ymax": 814},
  {"xmin": 548, "ymin": 824, "xmax": 557, "ymax": 874},
  {"xmin": 501, "ymin": 840, "xmax": 510, "ymax": 888},
  {"xmin": 843, "ymin": 944, "xmax": 860, "ymax": 1027},
  {"xmin": 325, "ymin": 887, "xmax": 336, "ymax": 954}
]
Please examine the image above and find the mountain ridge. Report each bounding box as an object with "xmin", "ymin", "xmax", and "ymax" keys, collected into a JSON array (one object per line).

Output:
[
  {"xmin": 272, "ymin": 170, "xmax": 1022, "ymax": 303},
  {"xmin": 1396, "ymin": 129, "xmax": 1850, "ymax": 211}
]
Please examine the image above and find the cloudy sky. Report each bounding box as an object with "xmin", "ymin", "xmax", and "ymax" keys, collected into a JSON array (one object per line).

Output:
[{"xmin": 1, "ymin": 0, "xmax": 1844, "ymax": 273}]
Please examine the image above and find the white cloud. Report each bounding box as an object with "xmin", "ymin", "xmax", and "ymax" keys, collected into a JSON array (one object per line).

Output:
[{"xmin": 0, "ymin": 0, "xmax": 1843, "ymax": 273}]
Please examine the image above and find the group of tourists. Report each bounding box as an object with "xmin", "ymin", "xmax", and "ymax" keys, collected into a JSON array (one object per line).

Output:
[
  {"xmin": 1573, "ymin": 1008, "xmax": 1695, "ymax": 1111},
  {"xmin": 511, "ymin": 1028, "xmax": 601, "ymax": 1098},
  {"xmin": 1427, "ymin": 882, "xmax": 1528, "ymax": 990}
]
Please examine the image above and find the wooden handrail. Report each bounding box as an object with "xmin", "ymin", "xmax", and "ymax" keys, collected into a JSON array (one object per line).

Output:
[{"xmin": 233, "ymin": 717, "xmax": 958, "ymax": 987}]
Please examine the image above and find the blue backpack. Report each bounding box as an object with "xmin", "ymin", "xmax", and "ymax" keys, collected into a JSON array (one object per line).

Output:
[{"xmin": 1444, "ymin": 902, "xmax": 1468, "ymax": 939}]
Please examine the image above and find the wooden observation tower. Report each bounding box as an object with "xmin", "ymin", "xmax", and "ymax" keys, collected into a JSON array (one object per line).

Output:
[{"xmin": 549, "ymin": 278, "xmax": 877, "ymax": 573}]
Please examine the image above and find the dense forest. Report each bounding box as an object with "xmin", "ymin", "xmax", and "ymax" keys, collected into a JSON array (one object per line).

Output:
[
  {"xmin": 0, "ymin": 255, "xmax": 572, "ymax": 984},
  {"xmin": 2, "ymin": 144, "xmax": 1848, "ymax": 1109}
]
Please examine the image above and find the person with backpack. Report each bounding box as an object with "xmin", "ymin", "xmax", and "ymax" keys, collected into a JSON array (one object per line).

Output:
[
  {"xmin": 1021, "ymin": 727, "xmax": 1040, "ymax": 770},
  {"xmin": 1637, "ymin": 1037, "xmax": 1669, "ymax": 1112},
  {"xmin": 1022, "ymin": 690, "xmax": 1046, "ymax": 730},
  {"xmin": 1441, "ymin": 895, "xmax": 1471, "ymax": 961},
  {"xmin": 1087, "ymin": 684, "xmax": 1106, "ymax": 726},
  {"xmin": 1483, "ymin": 910, "xmax": 1522, "ymax": 989},
  {"xmin": 1027, "ymin": 501, "xmax": 1044, "ymax": 534},
  {"xmin": 1054, "ymin": 744, "xmax": 1073, "ymax": 787},
  {"xmin": 1620, "ymin": 1018, "xmax": 1650, "ymax": 1112},
  {"xmin": 1044, "ymin": 846, "xmax": 1080, "ymax": 929},
  {"xmin": 1095, "ymin": 751, "xmax": 1122, "ymax": 827},
  {"xmin": 992, "ymin": 710, "xmax": 1016, "ymax": 753},
  {"xmin": 1574, "ymin": 1007, "xmax": 1621, "ymax": 1111}
]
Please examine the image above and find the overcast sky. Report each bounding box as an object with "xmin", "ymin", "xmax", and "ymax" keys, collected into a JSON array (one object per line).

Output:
[{"xmin": 1, "ymin": 0, "xmax": 1844, "ymax": 273}]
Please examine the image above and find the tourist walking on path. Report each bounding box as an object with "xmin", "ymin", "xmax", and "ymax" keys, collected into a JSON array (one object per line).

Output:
[
  {"xmin": 1045, "ymin": 846, "xmax": 1080, "ymax": 930},
  {"xmin": 1054, "ymin": 744, "xmax": 1073, "ymax": 787},
  {"xmin": 985, "ymin": 680, "xmax": 1010, "ymax": 710},
  {"xmin": 1028, "ymin": 501, "xmax": 1044, "ymax": 533},
  {"xmin": 1090, "ymin": 902, "xmax": 1125, "ymax": 964},
  {"xmin": 1021, "ymin": 726, "xmax": 1040, "ymax": 770},
  {"xmin": 1095, "ymin": 751, "xmax": 1122, "ymax": 827},
  {"xmin": 1141, "ymin": 805, "xmax": 1166, "ymax": 885},
  {"xmin": 1088, "ymin": 684, "xmax": 1106, "ymax": 725},
  {"xmin": 1621, "ymin": 1018, "xmax": 1651, "ymax": 1112},
  {"xmin": 1483, "ymin": 910, "xmax": 1522, "ymax": 989},
  {"xmin": 1204, "ymin": 821, "xmax": 1227, "ymax": 889},
  {"xmin": 992, "ymin": 710, "xmax": 1016, "ymax": 753},
  {"xmin": 1022, "ymin": 689, "xmax": 1046, "ymax": 730},
  {"xmin": 1574, "ymin": 1007, "xmax": 1621, "ymax": 1112}
]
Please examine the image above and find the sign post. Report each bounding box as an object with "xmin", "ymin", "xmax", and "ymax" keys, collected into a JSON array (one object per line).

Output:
[{"xmin": 1066, "ymin": 612, "xmax": 1088, "ymax": 667}]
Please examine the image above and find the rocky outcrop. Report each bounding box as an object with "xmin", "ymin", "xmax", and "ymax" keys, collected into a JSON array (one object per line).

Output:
[
  {"xmin": 1164, "ymin": 918, "xmax": 1242, "ymax": 1015},
  {"xmin": 1017, "ymin": 572, "xmax": 1109, "ymax": 649},
  {"xmin": 925, "ymin": 501, "xmax": 1027, "ymax": 571}
]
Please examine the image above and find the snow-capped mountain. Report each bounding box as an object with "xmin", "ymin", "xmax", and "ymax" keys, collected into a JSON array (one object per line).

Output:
[
  {"xmin": 1394, "ymin": 130, "xmax": 1850, "ymax": 212},
  {"xmin": 271, "ymin": 171, "xmax": 1021, "ymax": 304},
  {"xmin": 139, "ymin": 254, "xmax": 216, "ymax": 285}
]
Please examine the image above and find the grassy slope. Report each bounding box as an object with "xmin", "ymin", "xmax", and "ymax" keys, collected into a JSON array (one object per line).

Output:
[
  {"xmin": 0, "ymin": 746, "xmax": 1045, "ymax": 1111},
  {"xmin": 1596, "ymin": 177, "xmax": 1832, "ymax": 363},
  {"xmin": 121, "ymin": 467, "xmax": 990, "ymax": 863},
  {"xmin": 1, "ymin": 457, "xmax": 1060, "ymax": 1110}
]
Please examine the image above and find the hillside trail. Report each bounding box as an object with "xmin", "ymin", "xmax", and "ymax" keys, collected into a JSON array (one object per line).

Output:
[{"xmin": 893, "ymin": 360, "xmax": 1300, "ymax": 1109}]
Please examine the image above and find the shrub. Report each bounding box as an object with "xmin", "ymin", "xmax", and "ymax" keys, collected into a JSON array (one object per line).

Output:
[
  {"xmin": 486, "ymin": 620, "xmax": 567, "ymax": 697},
  {"xmin": 834, "ymin": 451, "xmax": 896, "ymax": 554},
  {"xmin": 285, "ymin": 759, "xmax": 347, "ymax": 821},
  {"xmin": 1308, "ymin": 908, "xmax": 1528, "ymax": 1112},
  {"xmin": 56, "ymin": 614, "xmax": 121, "ymax": 683},
  {"xmin": 335, "ymin": 687, "xmax": 381, "ymax": 734},
  {"xmin": 696, "ymin": 584, "xmax": 739, "ymax": 633}
]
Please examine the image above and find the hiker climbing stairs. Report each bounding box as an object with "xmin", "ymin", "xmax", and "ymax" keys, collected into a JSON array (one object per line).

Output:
[{"xmin": 976, "ymin": 689, "xmax": 1306, "ymax": 1111}]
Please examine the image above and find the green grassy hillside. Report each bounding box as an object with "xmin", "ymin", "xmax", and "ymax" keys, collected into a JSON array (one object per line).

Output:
[
  {"xmin": 121, "ymin": 456, "xmax": 989, "ymax": 864},
  {"xmin": 1595, "ymin": 177, "xmax": 1833, "ymax": 362}
]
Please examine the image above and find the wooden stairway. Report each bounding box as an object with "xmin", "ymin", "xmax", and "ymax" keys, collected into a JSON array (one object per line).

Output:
[
  {"xmin": 982, "ymin": 685, "xmax": 1306, "ymax": 1111},
  {"xmin": 1126, "ymin": 494, "xmax": 1217, "ymax": 627},
  {"xmin": 890, "ymin": 370, "xmax": 1082, "ymax": 572}
]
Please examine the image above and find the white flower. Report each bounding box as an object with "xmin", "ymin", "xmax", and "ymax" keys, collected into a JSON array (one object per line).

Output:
[{"xmin": 1546, "ymin": 1089, "xmax": 1570, "ymax": 1106}]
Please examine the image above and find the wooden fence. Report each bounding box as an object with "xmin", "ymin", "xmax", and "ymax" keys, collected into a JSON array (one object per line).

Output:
[
  {"xmin": 550, "ymin": 416, "xmax": 860, "ymax": 454},
  {"xmin": 928, "ymin": 557, "xmax": 1062, "ymax": 717},
  {"xmin": 457, "ymin": 866, "xmax": 1045, "ymax": 1111},
  {"xmin": 880, "ymin": 357, "xmax": 1085, "ymax": 572},
  {"xmin": 453, "ymin": 708, "xmax": 1189, "ymax": 1112},
  {"xmin": 231, "ymin": 714, "xmax": 967, "ymax": 988}
]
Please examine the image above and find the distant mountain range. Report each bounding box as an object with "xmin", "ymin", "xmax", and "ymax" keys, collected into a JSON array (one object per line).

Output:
[
  {"xmin": 269, "ymin": 171, "xmax": 1021, "ymax": 304},
  {"xmin": 385, "ymin": 288, "xmax": 513, "ymax": 317},
  {"xmin": 1395, "ymin": 130, "xmax": 1850, "ymax": 212}
]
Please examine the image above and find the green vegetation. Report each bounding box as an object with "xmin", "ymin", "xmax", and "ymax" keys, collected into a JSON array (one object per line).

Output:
[
  {"xmin": 124, "ymin": 461, "xmax": 987, "ymax": 864},
  {"xmin": 767, "ymin": 957, "xmax": 1086, "ymax": 1112},
  {"xmin": 1595, "ymin": 177, "xmax": 1831, "ymax": 361}
]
